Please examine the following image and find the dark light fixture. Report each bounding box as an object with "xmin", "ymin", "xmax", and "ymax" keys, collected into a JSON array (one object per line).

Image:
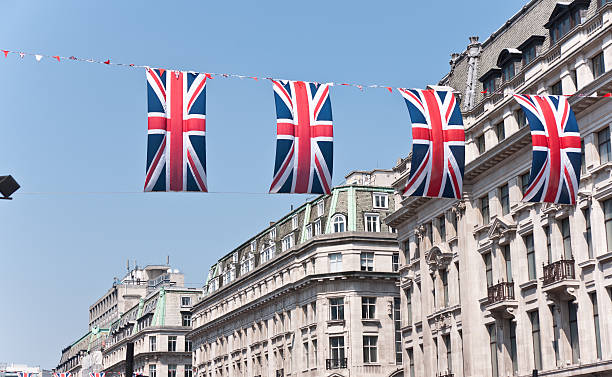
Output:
[{"xmin": 0, "ymin": 175, "xmax": 20, "ymax": 199}]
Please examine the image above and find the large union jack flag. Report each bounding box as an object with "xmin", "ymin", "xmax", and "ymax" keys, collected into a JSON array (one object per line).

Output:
[
  {"xmin": 53, "ymin": 373, "xmax": 71, "ymax": 377},
  {"xmin": 145, "ymin": 68, "xmax": 208, "ymax": 192},
  {"xmin": 398, "ymin": 89, "xmax": 465, "ymax": 199},
  {"xmin": 19, "ymin": 373, "xmax": 33, "ymax": 377},
  {"xmin": 514, "ymin": 95, "xmax": 581, "ymax": 204},
  {"xmin": 269, "ymin": 80, "xmax": 333, "ymax": 194},
  {"xmin": 89, "ymin": 373, "xmax": 105, "ymax": 377}
]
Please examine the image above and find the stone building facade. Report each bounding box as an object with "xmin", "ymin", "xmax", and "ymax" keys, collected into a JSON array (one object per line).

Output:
[
  {"xmin": 102, "ymin": 286, "xmax": 202, "ymax": 377},
  {"xmin": 386, "ymin": 1, "xmax": 612, "ymax": 376},
  {"xmin": 188, "ymin": 170, "xmax": 403, "ymax": 377}
]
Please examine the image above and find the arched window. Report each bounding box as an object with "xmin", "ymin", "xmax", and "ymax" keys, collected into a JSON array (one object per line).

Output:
[
  {"xmin": 332, "ymin": 214, "xmax": 346, "ymax": 233},
  {"xmin": 240, "ymin": 253, "xmax": 254, "ymax": 275}
]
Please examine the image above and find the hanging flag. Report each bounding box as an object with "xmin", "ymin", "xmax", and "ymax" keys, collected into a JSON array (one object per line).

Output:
[
  {"xmin": 53, "ymin": 373, "xmax": 71, "ymax": 377},
  {"xmin": 513, "ymin": 95, "xmax": 581, "ymax": 204},
  {"xmin": 89, "ymin": 373, "xmax": 105, "ymax": 377},
  {"xmin": 19, "ymin": 373, "xmax": 32, "ymax": 377},
  {"xmin": 398, "ymin": 89, "xmax": 465, "ymax": 199},
  {"xmin": 269, "ymin": 80, "xmax": 333, "ymax": 194},
  {"xmin": 145, "ymin": 68, "xmax": 208, "ymax": 192}
]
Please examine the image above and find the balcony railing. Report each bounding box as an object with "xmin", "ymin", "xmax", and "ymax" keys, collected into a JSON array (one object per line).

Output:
[
  {"xmin": 543, "ymin": 259, "xmax": 575, "ymax": 286},
  {"xmin": 487, "ymin": 281, "xmax": 515, "ymax": 305},
  {"xmin": 439, "ymin": 373, "xmax": 454, "ymax": 377},
  {"xmin": 275, "ymin": 369, "xmax": 284, "ymax": 377},
  {"xmin": 326, "ymin": 358, "xmax": 348, "ymax": 370}
]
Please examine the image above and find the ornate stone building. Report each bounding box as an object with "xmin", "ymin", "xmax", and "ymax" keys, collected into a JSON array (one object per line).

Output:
[
  {"xmin": 386, "ymin": 0, "xmax": 612, "ymax": 376},
  {"xmin": 188, "ymin": 170, "xmax": 403, "ymax": 377}
]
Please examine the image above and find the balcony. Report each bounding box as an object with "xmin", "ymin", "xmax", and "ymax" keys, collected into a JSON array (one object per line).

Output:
[
  {"xmin": 542, "ymin": 259, "xmax": 579, "ymax": 301},
  {"xmin": 484, "ymin": 282, "xmax": 517, "ymax": 318},
  {"xmin": 326, "ymin": 358, "xmax": 348, "ymax": 370}
]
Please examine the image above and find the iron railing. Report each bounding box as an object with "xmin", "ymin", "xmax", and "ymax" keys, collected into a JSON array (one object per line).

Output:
[
  {"xmin": 487, "ymin": 281, "xmax": 515, "ymax": 305},
  {"xmin": 543, "ymin": 259, "xmax": 575, "ymax": 285},
  {"xmin": 325, "ymin": 358, "xmax": 348, "ymax": 370}
]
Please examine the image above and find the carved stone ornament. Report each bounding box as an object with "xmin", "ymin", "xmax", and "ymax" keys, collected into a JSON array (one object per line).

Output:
[
  {"xmin": 426, "ymin": 246, "xmax": 453, "ymax": 272},
  {"xmin": 486, "ymin": 216, "xmax": 517, "ymax": 243},
  {"xmin": 451, "ymin": 200, "xmax": 466, "ymax": 217},
  {"xmin": 415, "ymin": 224, "xmax": 426, "ymax": 240}
]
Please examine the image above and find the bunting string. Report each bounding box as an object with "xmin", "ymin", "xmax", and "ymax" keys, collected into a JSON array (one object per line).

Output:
[{"xmin": 4, "ymin": 47, "xmax": 612, "ymax": 97}]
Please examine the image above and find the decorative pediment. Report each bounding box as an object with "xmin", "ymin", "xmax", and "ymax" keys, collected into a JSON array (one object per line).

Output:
[
  {"xmin": 486, "ymin": 216, "xmax": 517, "ymax": 242},
  {"xmin": 496, "ymin": 48, "xmax": 522, "ymax": 67},
  {"xmin": 426, "ymin": 246, "xmax": 453, "ymax": 271}
]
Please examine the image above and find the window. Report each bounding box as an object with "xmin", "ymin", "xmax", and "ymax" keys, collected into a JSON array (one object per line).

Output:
[
  {"xmin": 502, "ymin": 245, "xmax": 512, "ymax": 283},
  {"xmin": 168, "ymin": 336, "xmax": 177, "ymax": 352},
  {"xmin": 584, "ymin": 207, "xmax": 593, "ymax": 258},
  {"xmin": 149, "ymin": 365, "xmax": 156, "ymax": 377},
  {"xmin": 281, "ymin": 234, "xmax": 294, "ymax": 251},
  {"xmin": 530, "ymin": 311, "xmax": 542, "ymax": 371},
  {"xmin": 168, "ymin": 365, "xmax": 176, "ymax": 377},
  {"xmin": 305, "ymin": 224, "xmax": 313, "ymax": 240},
  {"xmin": 303, "ymin": 342, "xmax": 310, "ymax": 369},
  {"xmin": 329, "ymin": 298, "xmax": 344, "ymax": 320},
  {"xmin": 185, "ymin": 340, "xmax": 192, "ymax": 352},
  {"xmin": 241, "ymin": 253, "xmax": 254, "ymax": 275},
  {"xmin": 495, "ymin": 121, "xmax": 505, "ymax": 142},
  {"xmin": 182, "ymin": 314, "xmax": 191, "ymax": 327},
  {"xmin": 441, "ymin": 269, "xmax": 449, "ymax": 307},
  {"xmin": 426, "ymin": 222, "xmax": 433, "ymax": 244},
  {"xmin": 568, "ymin": 302, "xmax": 581, "ymax": 363},
  {"xmin": 476, "ymin": 134, "xmax": 486, "ymax": 154},
  {"xmin": 484, "ymin": 252, "xmax": 493, "ymax": 287},
  {"xmin": 488, "ymin": 324, "xmax": 498, "ymax": 377},
  {"xmin": 261, "ymin": 243, "xmax": 276, "ymax": 263},
  {"xmin": 526, "ymin": 234, "xmax": 536, "ymax": 280},
  {"xmin": 581, "ymin": 140, "xmax": 586, "ymax": 173},
  {"xmin": 499, "ymin": 184, "xmax": 509, "ymax": 215},
  {"xmin": 516, "ymin": 109, "xmax": 527, "ymax": 129},
  {"xmin": 150, "ymin": 336, "xmax": 157, "ymax": 352},
  {"xmin": 331, "ymin": 214, "xmax": 346, "ymax": 233},
  {"xmin": 406, "ymin": 288, "xmax": 412, "ymax": 326},
  {"xmin": 443, "ymin": 334, "xmax": 452, "ymax": 373},
  {"xmin": 364, "ymin": 214, "xmax": 380, "ymax": 232},
  {"xmin": 270, "ymin": 227, "xmax": 277, "ymax": 240},
  {"xmin": 329, "ymin": 253, "xmax": 342, "ymax": 272},
  {"xmin": 360, "ymin": 252, "xmax": 374, "ymax": 271},
  {"xmin": 544, "ymin": 225, "xmax": 552, "ymax": 263},
  {"xmin": 593, "ymin": 52, "xmax": 605, "ymax": 78},
  {"xmin": 551, "ymin": 305, "xmax": 560, "ymax": 363},
  {"xmin": 502, "ymin": 62, "xmax": 515, "ymax": 82},
  {"xmin": 317, "ymin": 201, "xmax": 325, "ymax": 217},
  {"xmin": 561, "ymin": 217, "xmax": 572, "ymax": 259},
  {"xmin": 481, "ymin": 196, "xmax": 490, "ymax": 225},
  {"xmin": 408, "ymin": 348, "xmax": 415, "ymax": 377},
  {"xmin": 250, "ymin": 240, "xmax": 257, "ymax": 252},
  {"xmin": 181, "ymin": 297, "xmax": 191, "ymax": 307},
  {"xmin": 509, "ymin": 321, "xmax": 518, "ymax": 373},
  {"xmin": 549, "ymin": 7, "xmax": 582, "ymax": 45},
  {"xmin": 314, "ymin": 219, "xmax": 322, "ymax": 236},
  {"xmin": 373, "ymin": 193, "xmax": 388, "ymax": 209},
  {"xmin": 483, "ymin": 77, "xmax": 496, "ymax": 95},
  {"xmin": 393, "ymin": 297, "xmax": 402, "ymax": 364},
  {"xmin": 363, "ymin": 336, "xmax": 378, "ymax": 363},
  {"xmin": 184, "ymin": 365, "xmax": 192, "ymax": 377},
  {"xmin": 523, "ymin": 44, "xmax": 537, "ymax": 65},
  {"xmin": 551, "ymin": 80, "xmax": 563, "ymax": 95},
  {"xmin": 520, "ymin": 172, "xmax": 530, "ymax": 194},
  {"xmin": 392, "ymin": 253, "xmax": 399, "ymax": 272},
  {"xmin": 599, "ymin": 127, "xmax": 611, "ymax": 164},
  {"xmin": 361, "ymin": 297, "xmax": 376, "ymax": 319},
  {"xmin": 590, "ymin": 293, "xmax": 602, "ymax": 359},
  {"xmin": 605, "ymin": 199, "xmax": 612, "ymax": 251},
  {"xmin": 438, "ymin": 215, "xmax": 446, "ymax": 242},
  {"xmin": 291, "ymin": 215, "xmax": 298, "ymax": 230},
  {"xmin": 312, "ymin": 339, "xmax": 318, "ymax": 367},
  {"xmin": 329, "ymin": 336, "xmax": 345, "ymax": 362}
]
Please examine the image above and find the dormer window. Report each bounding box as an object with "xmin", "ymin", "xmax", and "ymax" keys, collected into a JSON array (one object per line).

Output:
[
  {"xmin": 479, "ymin": 68, "xmax": 501, "ymax": 95},
  {"xmin": 497, "ymin": 49, "xmax": 522, "ymax": 83},
  {"xmin": 545, "ymin": 1, "xmax": 589, "ymax": 45},
  {"xmin": 518, "ymin": 35, "xmax": 545, "ymax": 66}
]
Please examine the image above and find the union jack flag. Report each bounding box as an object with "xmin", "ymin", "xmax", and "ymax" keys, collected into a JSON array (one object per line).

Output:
[
  {"xmin": 53, "ymin": 373, "xmax": 71, "ymax": 377},
  {"xmin": 513, "ymin": 95, "xmax": 581, "ymax": 204},
  {"xmin": 145, "ymin": 68, "xmax": 208, "ymax": 192},
  {"xmin": 269, "ymin": 80, "xmax": 333, "ymax": 194},
  {"xmin": 89, "ymin": 373, "xmax": 105, "ymax": 377},
  {"xmin": 398, "ymin": 89, "xmax": 465, "ymax": 198},
  {"xmin": 18, "ymin": 373, "xmax": 33, "ymax": 377}
]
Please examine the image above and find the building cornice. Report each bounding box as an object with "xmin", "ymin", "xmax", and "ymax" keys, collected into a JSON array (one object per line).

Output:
[{"xmin": 103, "ymin": 326, "xmax": 190, "ymax": 354}]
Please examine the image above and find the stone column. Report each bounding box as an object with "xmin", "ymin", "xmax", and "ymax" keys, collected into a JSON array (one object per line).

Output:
[{"xmin": 574, "ymin": 55, "xmax": 593, "ymax": 91}]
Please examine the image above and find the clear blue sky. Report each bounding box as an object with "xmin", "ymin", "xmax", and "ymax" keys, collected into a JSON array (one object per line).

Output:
[{"xmin": 0, "ymin": 0, "xmax": 527, "ymax": 368}]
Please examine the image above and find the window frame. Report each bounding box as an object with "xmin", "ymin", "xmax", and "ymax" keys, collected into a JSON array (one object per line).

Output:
[
  {"xmin": 364, "ymin": 213, "xmax": 381, "ymax": 232},
  {"xmin": 329, "ymin": 297, "xmax": 345, "ymax": 321},
  {"xmin": 598, "ymin": 127, "xmax": 611, "ymax": 164},
  {"xmin": 592, "ymin": 52, "xmax": 606, "ymax": 78},
  {"xmin": 372, "ymin": 192, "xmax": 389, "ymax": 209},
  {"xmin": 361, "ymin": 297, "xmax": 376, "ymax": 319},
  {"xmin": 363, "ymin": 335, "xmax": 378, "ymax": 364},
  {"xmin": 331, "ymin": 214, "xmax": 347, "ymax": 233},
  {"xmin": 281, "ymin": 233, "xmax": 294, "ymax": 251},
  {"xmin": 329, "ymin": 253, "xmax": 342, "ymax": 272},
  {"xmin": 360, "ymin": 251, "xmax": 375, "ymax": 271}
]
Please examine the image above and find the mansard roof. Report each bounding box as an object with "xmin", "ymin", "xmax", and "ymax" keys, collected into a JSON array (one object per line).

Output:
[{"xmin": 544, "ymin": 0, "xmax": 590, "ymax": 28}]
